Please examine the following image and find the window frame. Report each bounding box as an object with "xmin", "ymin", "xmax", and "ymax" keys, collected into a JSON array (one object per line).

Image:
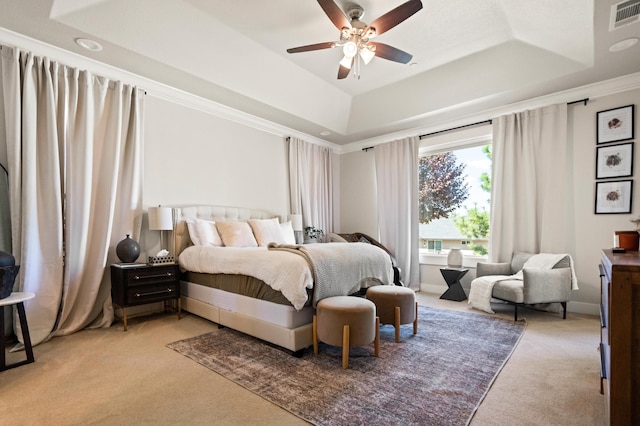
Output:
[{"xmin": 418, "ymin": 125, "xmax": 492, "ymax": 262}]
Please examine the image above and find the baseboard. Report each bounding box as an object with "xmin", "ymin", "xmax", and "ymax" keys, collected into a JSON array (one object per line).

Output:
[{"xmin": 419, "ymin": 283, "xmax": 599, "ymax": 317}]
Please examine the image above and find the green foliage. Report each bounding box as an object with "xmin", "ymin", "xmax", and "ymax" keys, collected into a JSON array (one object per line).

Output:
[
  {"xmin": 453, "ymin": 206, "xmax": 489, "ymax": 255},
  {"xmin": 450, "ymin": 145, "xmax": 492, "ymax": 256},
  {"xmin": 418, "ymin": 152, "xmax": 469, "ymax": 224},
  {"xmin": 304, "ymin": 226, "xmax": 324, "ymax": 240}
]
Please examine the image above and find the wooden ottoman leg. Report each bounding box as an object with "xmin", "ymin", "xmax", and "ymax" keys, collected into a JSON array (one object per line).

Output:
[
  {"xmin": 374, "ymin": 316, "xmax": 380, "ymax": 357},
  {"xmin": 394, "ymin": 306, "xmax": 401, "ymax": 343},
  {"xmin": 313, "ymin": 315, "xmax": 318, "ymax": 354},
  {"xmin": 342, "ymin": 325, "xmax": 350, "ymax": 369},
  {"xmin": 413, "ymin": 301, "xmax": 418, "ymax": 335}
]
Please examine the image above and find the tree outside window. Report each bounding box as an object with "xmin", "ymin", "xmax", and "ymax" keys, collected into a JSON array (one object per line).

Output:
[{"xmin": 419, "ymin": 145, "xmax": 491, "ymax": 256}]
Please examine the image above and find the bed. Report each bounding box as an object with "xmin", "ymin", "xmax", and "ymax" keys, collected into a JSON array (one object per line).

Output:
[{"xmin": 172, "ymin": 205, "xmax": 393, "ymax": 353}]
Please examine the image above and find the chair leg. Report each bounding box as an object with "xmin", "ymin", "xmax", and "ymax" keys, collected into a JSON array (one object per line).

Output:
[
  {"xmin": 394, "ymin": 306, "xmax": 400, "ymax": 343},
  {"xmin": 413, "ymin": 301, "xmax": 418, "ymax": 335},
  {"xmin": 342, "ymin": 325, "xmax": 350, "ymax": 369},
  {"xmin": 514, "ymin": 304, "xmax": 518, "ymax": 321},
  {"xmin": 561, "ymin": 302, "xmax": 567, "ymax": 319},
  {"xmin": 312, "ymin": 315, "xmax": 318, "ymax": 354},
  {"xmin": 374, "ymin": 316, "xmax": 380, "ymax": 357}
]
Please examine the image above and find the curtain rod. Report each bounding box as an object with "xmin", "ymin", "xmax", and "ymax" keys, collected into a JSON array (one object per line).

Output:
[{"xmin": 362, "ymin": 97, "xmax": 592, "ymax": 150}]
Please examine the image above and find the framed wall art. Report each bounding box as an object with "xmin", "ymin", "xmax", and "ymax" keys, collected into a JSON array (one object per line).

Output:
[
  {"xmin": 595, "ymin": 180, "xmax": 633, "ymax": 214},
  {"xmin": 596, "ymin": 142, "xmax": 634, "ymax": 179},
  {"xmin": 597, "ymin": 105, "xmax": 635, "ymax": 144}
]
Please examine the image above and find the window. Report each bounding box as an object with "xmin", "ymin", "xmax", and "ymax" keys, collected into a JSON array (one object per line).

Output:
[
  {"xmin": 418, "ymin": 139, "xmax": 492, "ymax": 258},
  {"xmin": 425, "ymin": 240, "xmax": 443, "ymax": 252}
]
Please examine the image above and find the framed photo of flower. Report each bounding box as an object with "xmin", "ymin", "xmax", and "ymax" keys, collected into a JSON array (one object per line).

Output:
[
  {"xmin": 595, "ymin": 180, "xmax": 633, "ymax": 214},
  {"xmin": 596, "ymin": 142, "xmax": 634, "ymax": 179},
  {"xmin": 597, "ymin": 105, "xmax": 634, "ymax": 144}
]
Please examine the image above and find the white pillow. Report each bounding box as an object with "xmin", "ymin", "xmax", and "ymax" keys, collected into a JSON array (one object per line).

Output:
[
  {"xmin": 195, "ymin": 219, "xmax": 223, "ymax": 246},
  {"xmin": 185, "ymin": 219, "xmax": 223, "ymax": 246},
  {"xmin": 280, "ymin": 221, "xmax": 296, "ymax": 245},
  {"xmin": 216, "ymin": 221, "xmax": 258, "ymax": 247},
  {"xmin": 248, "ymin": 218, "xmax": 286, "ymax": 247},
  {"xmin": 185, "ymin": 219, "xmax": 202, "ymax": 245}
]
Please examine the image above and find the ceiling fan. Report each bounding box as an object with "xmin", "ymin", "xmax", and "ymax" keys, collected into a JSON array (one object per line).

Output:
[{"xmin": 287, "ymin": 0, "xmax": 423, "ymax": 79}]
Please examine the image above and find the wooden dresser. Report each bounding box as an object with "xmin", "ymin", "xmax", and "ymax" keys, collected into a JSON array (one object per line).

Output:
[{"xmin": 600, "ymin": 249, "xmax": 640, "ymax": 425}]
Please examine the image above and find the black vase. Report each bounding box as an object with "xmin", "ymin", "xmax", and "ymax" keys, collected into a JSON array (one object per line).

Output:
[
  {"xmin": 116, "ymin": 234, "xmax": 140, "ymax": 263},
  {"xmin": 0, "ymin": 265, "xmax": 19, "ymax": 299},
  {"xmin": 0, "ymin": 249, "xmax": 15, "ymax": 267}
]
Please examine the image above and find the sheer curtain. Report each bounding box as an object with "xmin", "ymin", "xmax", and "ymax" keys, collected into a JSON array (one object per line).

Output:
[
  {"xmin": 490, "ymin": 103, "xmax": 574, "ymax": 262},
  {"xmin": 374, "ymin": 136, "xmax": 420, "ymax": 289},
  {"xmin": 0, "ymin": 46, "xmax": 143, "ymax": 345},
  {"xmin": 287, "ymin": 137, "xmax": 333, "ymax": 238}
]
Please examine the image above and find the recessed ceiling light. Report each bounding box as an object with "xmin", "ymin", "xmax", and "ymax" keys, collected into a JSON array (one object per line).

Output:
[
  {"xmin": 609, "ymin": 37, "xmax": 639, "ymax": 52},
  {"xmin": 320, "ymin": 130, "xmax": 331, "ymax": 136},
  {"xmin": 75, "ymin": 38, "xmax": 103, "ymax": 52}
]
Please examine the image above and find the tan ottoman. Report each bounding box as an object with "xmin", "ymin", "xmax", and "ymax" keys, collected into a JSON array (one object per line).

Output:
[
  {"xmin": 366, "ymin": 285, "xmax": 417, "ymax": 342},
  {"xmin": 313, "ymin": 296, "xmax": 379, "ymax": 369}
]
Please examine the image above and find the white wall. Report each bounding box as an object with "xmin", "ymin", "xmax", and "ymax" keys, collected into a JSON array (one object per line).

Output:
[
  {"xmin": 339, "ymin": 88, "xmax": 640, "ymax": 315},
  {"xmin": 143, "ymin": 95, "xmax": 289, "ymax": 218}
]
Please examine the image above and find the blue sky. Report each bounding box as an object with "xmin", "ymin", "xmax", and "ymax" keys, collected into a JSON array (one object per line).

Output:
[{"xmin": 452, "ymin": 145, "xmax": 491, "ymax": 214}]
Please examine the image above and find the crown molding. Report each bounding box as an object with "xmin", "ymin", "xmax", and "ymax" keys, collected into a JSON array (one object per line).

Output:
[
  {"xmin": 0, "ymin": 26, "xmax": 339, "ymax": 152},
  {"xmin": 339, "ymin": 71, "xmax": 640, "ymax": 154}
]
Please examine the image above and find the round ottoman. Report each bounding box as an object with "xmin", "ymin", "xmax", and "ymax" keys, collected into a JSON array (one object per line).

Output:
[
  {"xmin": 313, "ymin": 296, "xmax": 379, "ymax": 369},
  {"xmin": 366, "ymin": 285, "xmax": 417, "ymax": 342}
]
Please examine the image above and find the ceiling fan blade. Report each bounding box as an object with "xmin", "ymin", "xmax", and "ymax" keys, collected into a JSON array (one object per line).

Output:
[
  {"xmin": 317, "ymin": 0, "xmax": 351, "ymax": 31},
  {"xmin": 337, "ymin": 61, "xmax": 353, "ymax": 79},
  {"xmin": 287, "ymin": 41, "xmax": 336, "ymax": 54},
  {"xmin": 370, "ymin": 42, "xmax": 413, "ymax": 64},
  {"xmin": 366, "ymin": 0, "xmax": 423, "ymax": 37}
]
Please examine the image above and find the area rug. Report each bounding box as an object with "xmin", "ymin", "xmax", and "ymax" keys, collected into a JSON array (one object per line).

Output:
[{"xmin": 167, "ymin": 306, "xmax": 526, "ymax": 425}]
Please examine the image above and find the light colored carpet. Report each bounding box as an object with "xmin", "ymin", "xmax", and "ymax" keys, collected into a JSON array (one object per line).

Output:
[
  {"xmin": 168, "ymin": 306, "xmax": 526, "ymax": 425},
  {"xmin": 0, "ymin": 292, "xmax": 605, "ymax": 425}
]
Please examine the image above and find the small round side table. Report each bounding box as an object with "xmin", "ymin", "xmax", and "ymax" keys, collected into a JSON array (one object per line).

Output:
[{"xmin": 0, "ymin": 292, "xmax": 35, "ymax": 371}]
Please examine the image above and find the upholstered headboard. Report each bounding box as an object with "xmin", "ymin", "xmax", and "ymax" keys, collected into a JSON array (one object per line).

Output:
[{"xmin": 171, "ymin": 205, "xmax": 279, "ymax": 257}]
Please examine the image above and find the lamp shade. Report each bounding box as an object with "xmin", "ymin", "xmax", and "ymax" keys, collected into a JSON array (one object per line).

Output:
[
  {"xmin": 148, "ymin": 206, "xmax": 173, "ymax": 231},
  {"xmin": 288, "ymin": 214, "xmax": 303, "ymax": 231}
]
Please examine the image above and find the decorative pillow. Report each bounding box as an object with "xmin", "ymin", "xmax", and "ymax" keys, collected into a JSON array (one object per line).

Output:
[
  {"xmin": 185, "ymin": 219, "xmax": 223, "ymax": 246},
  {"xmin": 195, "ymin": 219, "xmax": 223, "ymax": 246},
  {"xmin": 216, "ymin": 221, "xmax": 258, "ymax": 247},
  {"xmin": 280, "ymin": 221, "xmax": 296, "ymax": 245},
  {"xmin": 248, "ymin": 218, "xmax": 286, "ymax": 247},
  {"xmin": 185, "ymin": 219, "xmax": 202, "ymax": 246}
]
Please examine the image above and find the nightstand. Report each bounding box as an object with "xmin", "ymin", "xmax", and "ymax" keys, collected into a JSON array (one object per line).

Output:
[
  {"xmin": 110, "ymin": 263, "xmax": 181, "ymax": 331},
  {"xmin": 439, "ymin": 268, "xmax": 469, "ymax": 301}
]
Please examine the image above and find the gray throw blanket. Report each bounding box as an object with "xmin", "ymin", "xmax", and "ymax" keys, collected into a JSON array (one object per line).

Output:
[{"xmin": 268, "ymin": 242, "xmax": 393, "ymax": 307}]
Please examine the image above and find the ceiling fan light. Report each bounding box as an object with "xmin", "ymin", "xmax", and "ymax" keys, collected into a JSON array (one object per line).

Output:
[
  {"xmin": 343, "ymin": 41, "xmax": 358, "ymax": 58},
  {"xmin": 360, "ymin": 46, "xmax": 375, "ymax": 64},
  {"xmin": 339, "ymin": 55, "xmax": 353, "ymax": 69}
]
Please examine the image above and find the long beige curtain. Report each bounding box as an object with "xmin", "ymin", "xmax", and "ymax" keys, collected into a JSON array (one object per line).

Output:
[
  {"xmin": 490, "ymin": 103, "xmax": 574, "ymax": 262},
  {"xmin": 374, "ymin": 136, "xmax": 420, "ymax": 289},
  {"xmin": 0, "ymin": 46, "xmax": 143, "ymax": 345},
  {"xmin": 287, "ymin": 137, "xmax": 333, "ymax": 238}
]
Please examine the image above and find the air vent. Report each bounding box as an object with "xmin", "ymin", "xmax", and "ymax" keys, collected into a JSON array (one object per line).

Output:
[{"xmin": 610, "ymin": 0, "xmax": 640, "ymax": 31}]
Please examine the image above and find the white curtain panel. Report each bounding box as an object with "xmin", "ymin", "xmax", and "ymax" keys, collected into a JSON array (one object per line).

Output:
[
  {"xmin": 490, "ymin": 103, "xmax": 573, "ymax": 262},
  {"xmin": 287, "ymin": 137, "xmax": 333, "ymax": 239},
  {"xmin": 0, "ymin": 46, "xmax": 143, "ymax": 345},
  {"xmin": 374, "ymin": 136, "xmax": 420, "ymax": 289}
]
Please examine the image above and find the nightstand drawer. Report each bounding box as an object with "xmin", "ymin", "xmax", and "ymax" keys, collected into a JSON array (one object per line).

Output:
[
  {"xmin": 126, "ymin": 282, "xmax": 179, "ymax": 305},
  {"xmin": 127, "ymin": 266, "xmax": 178, "ymax": 283}
]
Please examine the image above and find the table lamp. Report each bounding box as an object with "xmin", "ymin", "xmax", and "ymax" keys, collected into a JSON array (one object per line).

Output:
[
  {"xmin": 148, "ymin": 206, "xmax": 173, "ymax": 253},
  {"xmin": 288, "ymin": 214, "xmax": 303, "ymax": 244}
]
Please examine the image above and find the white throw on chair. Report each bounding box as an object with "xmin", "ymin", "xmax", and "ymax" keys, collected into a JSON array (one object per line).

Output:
[{"xmin": 469, "ymin": 252, "xmax": 578, "ymax": 320}]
